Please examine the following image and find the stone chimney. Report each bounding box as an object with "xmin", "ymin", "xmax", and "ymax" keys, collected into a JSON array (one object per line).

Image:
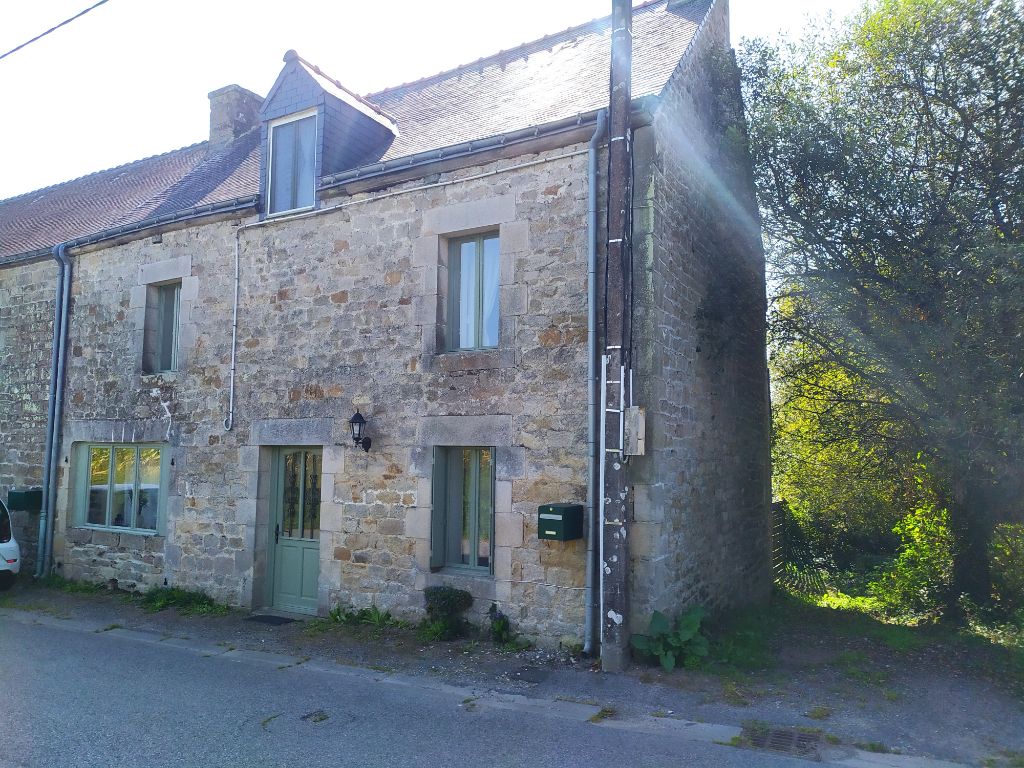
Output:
[{"xmin": 208, "ymin": 84, "xmax": 263, "ymax": 149}]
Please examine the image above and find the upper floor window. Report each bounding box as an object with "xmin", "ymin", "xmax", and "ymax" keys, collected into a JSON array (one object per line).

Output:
[
  {"xmin": 268, "ymin": 111, "xmax": 317, "ymax": 215},
  {"xmin": 448, "ymin": 233, "xmax": 499, "ymax": 350},
  {"xmin": 143, "ymin": 282, "xmax": 180, "ymax": 374}
]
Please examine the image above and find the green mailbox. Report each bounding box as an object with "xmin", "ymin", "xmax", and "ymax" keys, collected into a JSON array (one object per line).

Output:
[
  {"xmin": 537, "ymin": 503, "xmax": 584, "ymax": 542},
  {"xmin": 7, "ymin": 488, "xmax": 43, "ymax": 512}
]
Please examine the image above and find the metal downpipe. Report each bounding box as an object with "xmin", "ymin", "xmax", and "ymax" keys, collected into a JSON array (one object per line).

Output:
[
  {"xmin": 36, "ymin": 243, "xmax": 71, "ymax": 577},
  {"xmin": 223, "ymin": 229, "xmax": 241, "ymax": 431},
  {"xmin": 584, "ymin": 109, "xmax": 608, "ymax": 656}
]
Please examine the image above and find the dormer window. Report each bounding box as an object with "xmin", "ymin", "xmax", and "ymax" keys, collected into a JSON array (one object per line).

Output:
[
  {"xmin": 268, "ymin": 110, "xmax": 317, "ymax": 215},
  {"xmin": 258, "ymin": 51, "xmax": 397, "ymax": 218}
]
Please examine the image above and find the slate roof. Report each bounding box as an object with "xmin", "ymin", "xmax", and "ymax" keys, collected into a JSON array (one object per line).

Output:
[
  {"xmin": 0, "ymin": 131, "xmax": 261, "ymax": 260},
  {"xmin": 0, "ymin": 0, "xmax": 712, "ymax": 260},
  {"xmin": 370, "ymin": 0, "xmax": 708, "ymax": 161}
]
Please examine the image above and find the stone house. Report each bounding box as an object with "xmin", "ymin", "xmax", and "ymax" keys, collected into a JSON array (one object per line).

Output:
[{"xmin": 0, "ymin": 0, "xmax": 771, "ymax": 656}]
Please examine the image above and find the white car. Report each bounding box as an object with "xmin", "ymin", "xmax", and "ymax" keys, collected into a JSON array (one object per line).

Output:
[{"xmin": 0, "ymin": 498, "xmax": 20, "ymax": 589}]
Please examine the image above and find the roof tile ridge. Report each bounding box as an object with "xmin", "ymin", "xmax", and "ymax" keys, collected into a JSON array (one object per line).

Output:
[
  {"xmin": 289, "ymin": 50, "xmax": 398, "ymax": 123},
  {"xmin": 364, "ymin": 0, "xmax": 667, "ymax": 100},
  {"xmin": 0, "ymin": 140, "xmax": 210, "ymax": 206}
]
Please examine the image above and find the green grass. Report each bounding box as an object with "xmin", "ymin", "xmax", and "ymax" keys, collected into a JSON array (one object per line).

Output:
[
  {"xmin": 588, "ymin": 707, "xmax": 617, "ymax": 723},
  {"xmin": 721, "ymin": 680, "xmax": 751, "ymax": 706},
  {"xmin": 855, "ymin": 741, "xmax": 891, "ymax": 753},
  {"xmin": 305, "ymin": 604, "xmax": 408, "ymax": 635},
  {"xmin": 778, "ymin": 568, "xmax": 1024, "ymax": 695},
  {"xmin": 139, "ymin": 587, "xmax": 231, "ymax": 616},
  {"xmin": 36, "ymin": 574, "xmax": 108, "ymax": 594}
]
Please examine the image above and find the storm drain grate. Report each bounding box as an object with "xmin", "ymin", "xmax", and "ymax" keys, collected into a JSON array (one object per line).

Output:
[
  {"xmin": 743, "ymin": 726, "xmax": 822, "ymax": 760},
  {"xmin": 245, "ymin": 614, "xmax": 296, "ymax": 626}
]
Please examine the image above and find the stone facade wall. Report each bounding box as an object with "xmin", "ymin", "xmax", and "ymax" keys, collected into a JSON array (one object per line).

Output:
[
  {"xmin": 38, "ymin": 145, "xmax": 592, "ymax": 645},
  {"xmin": 628, "ymin": 0, "xmax": 772, "ymax": 628},
  {"xmin": 0, "ymin": 258, "xmax": 55, "ymax": 571},
  {"xmin": 0, "ymin": 4, "xmax": 772, "ymax": 646}
]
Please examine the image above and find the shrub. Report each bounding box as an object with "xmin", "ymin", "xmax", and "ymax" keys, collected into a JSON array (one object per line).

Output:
[
  {"xmin": 631, "ymin": 607, "xmax": 710, "ymax": 671},
  {"xmin": 868, "ymin": 503, "xmax": 952, "ymax": 618},
  {"xmin": 485, "ymin": 602, "xmax": 531, "ymax": 649},
  {"xmin": 487, "ymin": 603, "xmax": 514, "ymax": 644},
  {"xmin": 421, "ymin": 586, "xmax": 473, "ymax": 640},
  {"xmin": 991, "ymin": 523, "xmax": 1024, "ymax": 613}
]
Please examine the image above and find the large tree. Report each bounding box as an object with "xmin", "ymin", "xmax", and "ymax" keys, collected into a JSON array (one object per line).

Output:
[{"xmin": 743, "ymin": 0, "xmax": 1024, "ymax": 607}]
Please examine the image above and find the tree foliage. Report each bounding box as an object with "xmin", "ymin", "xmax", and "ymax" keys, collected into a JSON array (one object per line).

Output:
[{"xmin": 743, "ymin": 0, "xmax": 1024, "ymax": 607}]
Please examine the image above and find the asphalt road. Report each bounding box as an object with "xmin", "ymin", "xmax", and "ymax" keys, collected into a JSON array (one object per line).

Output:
[{"xmin": 1, "ymin": 618, "xmax": 810, "ymax": 768}]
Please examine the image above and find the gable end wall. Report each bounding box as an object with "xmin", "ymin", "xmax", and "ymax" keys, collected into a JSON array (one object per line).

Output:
[{"xmin": 629, "ymin": 0, "xmax": 772, "ymax": 629}]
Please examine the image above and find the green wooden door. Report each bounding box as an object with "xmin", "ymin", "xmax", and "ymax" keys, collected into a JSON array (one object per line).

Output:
[{"xmin": 271, "ymin": 448, "xmax": 322, "ymax": 614}]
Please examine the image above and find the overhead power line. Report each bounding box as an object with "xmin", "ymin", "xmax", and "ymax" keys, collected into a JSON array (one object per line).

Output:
[{"xmin": 0, "ymin": 0, "xmax": 111, "ymax": 63}]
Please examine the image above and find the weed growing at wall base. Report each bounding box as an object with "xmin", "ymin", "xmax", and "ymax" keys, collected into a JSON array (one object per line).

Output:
[
  {"xmin": 140, "ymin": 587, "xmax": 231, "ymax": 616},
  {"xmin": 631, "ymin": 607, "xmax": 710, "ymax": 671}
]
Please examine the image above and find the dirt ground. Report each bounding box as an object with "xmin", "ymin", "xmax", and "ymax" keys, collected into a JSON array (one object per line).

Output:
[{"xmin": 2, "ymin": 579, "xmax": 1022, "ymax": 767}]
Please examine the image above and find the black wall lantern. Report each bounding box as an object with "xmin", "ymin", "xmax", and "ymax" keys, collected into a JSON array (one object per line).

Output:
[{"xmin": 349, "ymin": 411, "xmax": 371, "ymax": 452}]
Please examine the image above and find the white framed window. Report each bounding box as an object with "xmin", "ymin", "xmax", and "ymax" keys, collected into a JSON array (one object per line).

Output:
[
  {"xmin": 431, "ymin": 446, "xmax": 495, "ymax": 571},
  {"xmin": 448, "ymin": 233, "xmax": 500, "ymax": 350},
  {"xmin": 78, "ymin": 444, "xmax": 169, "ymax": 534},
  {"xmin": 267, "ymin": 110, "xmax": 317, "ymax": 215}
]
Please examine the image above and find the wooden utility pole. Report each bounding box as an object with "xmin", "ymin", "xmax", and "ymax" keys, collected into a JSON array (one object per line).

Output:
[{"xmin": 599, "ymin": 0, "xmax": 633, "ymax": 672}]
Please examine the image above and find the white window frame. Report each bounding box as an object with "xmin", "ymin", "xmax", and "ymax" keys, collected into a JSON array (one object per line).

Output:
[
  {"xmin": 266, "ymin": 108, "xmax": 318, "ymax": 216},
  {"xmin": 447, "ymin": 233, "xmax": 500, "ymax": 351}
]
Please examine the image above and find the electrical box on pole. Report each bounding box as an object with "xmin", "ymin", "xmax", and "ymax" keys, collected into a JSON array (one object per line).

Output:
[{"xmin": 624, "ymin": 406, "xmax": 646, "ymax": 456}]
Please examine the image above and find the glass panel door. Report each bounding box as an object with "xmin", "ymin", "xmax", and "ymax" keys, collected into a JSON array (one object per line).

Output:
[{"xmin": 271, "ymin": 448, "xmax": 322, "ymax": 614}]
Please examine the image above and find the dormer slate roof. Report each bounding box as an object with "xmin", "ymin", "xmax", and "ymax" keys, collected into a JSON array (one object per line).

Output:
[
  {"xmin": 277, "ymin": 52, "xmax": 398, "ymax": 134},
  {"xmin": 0, "ymin": 0, "xmax": 712, "ymax": 260}
]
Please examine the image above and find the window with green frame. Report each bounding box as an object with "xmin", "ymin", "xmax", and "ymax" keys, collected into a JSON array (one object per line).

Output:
[
  {"xmin": 448, "ymin": 233, "xmax": 499, "ymax": 350},
  {"xmin": 79, "ymin": 444, "xmax": 169, "ymax": 533},
  {"xmin": 431, "ymin": 446, "xmax": 495, "ymax": 571}
]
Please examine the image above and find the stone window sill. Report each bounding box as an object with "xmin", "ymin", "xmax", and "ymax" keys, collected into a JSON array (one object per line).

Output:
[
  {"xmin": 434, "ymin": 565, "xmax": 494, "ymax": 580},
  {"xmin": 140, "ymin": 372, "xmax": 177, "ymax": 384},
  {"xmin": 74, "ymin": 525, "xmax": 161, "ymax": 538},
  {"xmin": 431, "ymin": 348, "xmax": 515, "ymax": 373}
]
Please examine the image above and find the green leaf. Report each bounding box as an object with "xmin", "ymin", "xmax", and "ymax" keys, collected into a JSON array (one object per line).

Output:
[
  {"xmin": 688, "ymin": 634, "xmax": 710, "ymax": 657},
  {"xmin": 659, "ymin": 651, "xmax": 677, "ymax": 672},
  {"xmin": 649, "ymin": 610, "xmax": 671, "ymax": 637},
  {"xmin": 630, "ymin": 634, "xmax": 651, "ymax": 653}
]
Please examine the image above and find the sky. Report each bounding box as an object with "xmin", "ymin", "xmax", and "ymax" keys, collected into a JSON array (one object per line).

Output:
[{"xmin": 0, "ymin": 0, "xmax": 861, "ymax": 201}]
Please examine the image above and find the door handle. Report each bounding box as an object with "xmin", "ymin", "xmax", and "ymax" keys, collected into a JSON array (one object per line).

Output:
[{"xmin": 275, "ymin": 524, "xmax": 280, "ymax": 544}]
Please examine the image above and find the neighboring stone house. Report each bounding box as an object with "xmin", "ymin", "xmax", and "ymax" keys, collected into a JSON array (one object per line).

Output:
[{"xmin": 0, "ymin": 0, "xmax": 770, "ymax": 653}]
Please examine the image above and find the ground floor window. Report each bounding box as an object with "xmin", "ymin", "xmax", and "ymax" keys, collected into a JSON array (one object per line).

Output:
[
  {"xmin": 78, "ymin": 444, "xmax": 168, "ymax": 533},
  {"xmin": 431, "ymin": 446, "xmax": 494, "ymax": 571}
]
